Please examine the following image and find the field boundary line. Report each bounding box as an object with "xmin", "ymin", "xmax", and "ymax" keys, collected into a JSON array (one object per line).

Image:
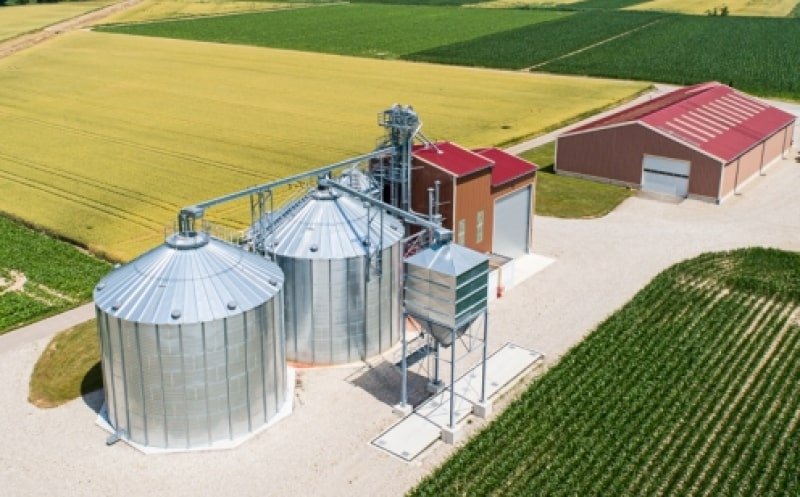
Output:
[
  {"xmin": 523, "ymin": 16, "xmax": 667, "ymax": 71},
  {"xmin": 0, "ymin": 302, "xmax": 95, "ymax": 353},
  {"xmin": 0, "ymin": 0, "xmax": 144, "ymax": 60},
  {"xmin": 97, "ymin": 1, "xmax": 348, "ymax": 29}
]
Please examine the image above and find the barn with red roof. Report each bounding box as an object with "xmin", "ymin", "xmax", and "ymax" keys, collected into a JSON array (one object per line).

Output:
[
  {"xmin": 411, "ymin": 142, "xmax": 537, "ymax": 257},
  {"xmin": 556, "ymin": 82, "xmax": 795, "ymax": 203}
]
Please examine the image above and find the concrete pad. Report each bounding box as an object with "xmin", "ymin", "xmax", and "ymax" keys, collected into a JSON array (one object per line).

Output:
[
  {"xmin": 440, "ymin": 425, "xmax": 463, "ymax": 445},
  {"xmin": 489, "ymin": 253, "xmax": 555, "ymax": 302},
  {"xmin": 372, "ymin": 343, "xmax": 543, "ymax": 461},
  {"xmin": 472, "ymin": 401, "xmax": 492, "ymax": 419},
  {"xmin": 372, "ymin": 414, "xmax": 441, "ymax": 462},
  {"xmin": 392, "ymin": 403, "xmax": 413, "ymax": 417}
]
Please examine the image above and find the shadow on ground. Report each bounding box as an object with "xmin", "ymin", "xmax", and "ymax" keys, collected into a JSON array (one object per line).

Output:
[
  {"xmin": 348, "ymin": 360, "xmax": 431, "ymax": 408},
  {"xmin": 81, "ymin": 361, "xmax": 103, "ymax": 414}
]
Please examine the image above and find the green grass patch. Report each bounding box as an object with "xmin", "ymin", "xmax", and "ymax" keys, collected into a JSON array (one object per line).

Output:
[
  {"xmin": 407, "ymin": 10, "xmax": 661, "ymax": 69},
  {"xmin": 0, "ymin": 215, "xmax": 110, "ymax": 334},
  {"xmin": 411, "ymin": 247, "xmax": 800, "ymax": 496},
  {"xmin": 99, "ymin": 4, "xmax": 567, "ymax": 59},
  {"xmin": 541, "ymin": 15, "xmax": 800, "ymax": 100},
  {"xmin": 29, "ymin": 319, "xmax": 102, "ymax": 408},
  {"xmin": 522, "ymin": 142, "xmax": 633, "ymax": 217}
]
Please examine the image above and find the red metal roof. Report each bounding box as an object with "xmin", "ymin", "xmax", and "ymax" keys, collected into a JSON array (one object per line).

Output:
[
  {"xmin": 567, "ymin": 82, "xmax": 795, "ymax": 162},
  {"xmin": 412, "ymin": 142, "xmax": 492, "ymax": 177},
  {"xmin": 472, "ymin": 147, "xmax": 537, "ymax": 187}
]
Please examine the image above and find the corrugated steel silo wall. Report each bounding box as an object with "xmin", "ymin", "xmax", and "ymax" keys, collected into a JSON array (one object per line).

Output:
[
  {"xmin": 97, "ymin": 293, "xmax": 286, "ymax": 450},
  {"xmin": 280, "ymin": 244, "xmax": 400, "ymax": 365}
]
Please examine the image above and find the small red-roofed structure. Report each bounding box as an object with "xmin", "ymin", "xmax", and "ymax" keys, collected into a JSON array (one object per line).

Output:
[
  {"xmin": 410, "ymin": 142, "xmax": 537, "ymax": 257},
  {"xmin": 556, "ymin": 82, "xmax": 795, "ymax": 203}
]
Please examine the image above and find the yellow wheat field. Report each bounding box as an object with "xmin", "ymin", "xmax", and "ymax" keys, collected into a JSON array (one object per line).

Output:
[
  {"xmin": 101, "ymin": 0, "xmax": 311, "ymax": 24},
  {"xmin": 629, "ymin": 0, "xmax": 797, "ymax": 16},
  {"xmin": 0, "ymin": 31, "xmax": 646, "ymax": 261},
  {"xmin": 0, "ymin": 1, "xmax": 112, "ymax": 41}
]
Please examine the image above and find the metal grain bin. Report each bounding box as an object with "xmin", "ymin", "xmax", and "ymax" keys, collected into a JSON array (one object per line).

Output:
[
  {"xmin": 404, "ymin": 243, "xmax": 489, "ymax": 347},
  {"xmin": 93, "ymin": 231, "xmax": 287, "ymax": 450},
  {"xmin": 266, "ymin": 187, "xmax": 403, "ymax": 365}
]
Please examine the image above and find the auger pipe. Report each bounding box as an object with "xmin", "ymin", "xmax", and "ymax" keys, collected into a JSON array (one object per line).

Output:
[
  {"xmin": 319, "ymin": 178, "xmax": 452, "ymax": 245},
  {"xmin": 178, "ymin": 147, "xmax": 396, "ymax": 223}
]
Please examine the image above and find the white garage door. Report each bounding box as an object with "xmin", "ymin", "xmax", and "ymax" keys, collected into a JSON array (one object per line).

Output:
[
  {"xmin": 493, "ymin": 186, "xmax": 531, "ymax": 258},
  {"xmin": 642, "ymin": 155, "xmax": 690, "ymax": 198}
]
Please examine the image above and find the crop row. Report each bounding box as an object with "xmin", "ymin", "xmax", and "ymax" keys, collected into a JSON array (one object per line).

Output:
[
  {"xmin": 410, "ymin": 248, "xmax": 800, "ymax": 496},
  {"xmin": 406, "ymin": 10, "xmax": 661, "ymax": 69},
  {"xmin": 105, "ymin": 4, "xmax": 800, "ymax": 100},
  {"xmin": 541, "ymin": 15, "xmax": 800, "ymax": 100},
  {"xmin": 100, "ymin": 4, "xmax": 566, "ymax": 60}
]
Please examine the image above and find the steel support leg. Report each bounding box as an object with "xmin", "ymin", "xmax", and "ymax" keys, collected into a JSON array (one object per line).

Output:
[
  {"xmin": 481, "ymin": 311, "xmax": 488, "ymax": 404},
  {"xmin": 434, "ymin": 341, "xmax": 440, "ymax": 384},
  {"xmin": 401, "ymin": 313, "xmax": 408, "ymax": 408},
  {"xmin": 449, "ymin": 327, "xmax": 456, "ymax": 429}
]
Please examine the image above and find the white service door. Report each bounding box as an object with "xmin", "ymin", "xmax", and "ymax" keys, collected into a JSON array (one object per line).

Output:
[
  {"xmin": 493, "ymin": 186, "xmax": 531, "ymax": 258},
  {"xmin": 642, "ymin": 155, "xmax": 690, "ymax": 198}
]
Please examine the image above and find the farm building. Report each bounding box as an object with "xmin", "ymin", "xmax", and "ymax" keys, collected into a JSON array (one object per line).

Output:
[
  {"xmin": 556, "ymin": 82, "xmax": 795, "ymax": 203},
  {"xmin": 411, "ymin": 142, "xmax": 537, "ymax": 258}
]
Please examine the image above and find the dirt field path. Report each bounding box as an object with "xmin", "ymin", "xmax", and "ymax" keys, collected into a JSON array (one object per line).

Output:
[{"xmin": 0, "ymin": 0, "xmax": 142, "ymax": 60}]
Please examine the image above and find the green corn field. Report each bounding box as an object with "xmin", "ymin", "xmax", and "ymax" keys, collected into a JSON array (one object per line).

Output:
[{"xmin": 411, "ymin": 248, "xmax": 800, "ymax": 496}]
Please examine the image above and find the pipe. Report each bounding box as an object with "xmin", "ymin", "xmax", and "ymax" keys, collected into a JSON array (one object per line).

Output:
[
  {"xmin": 320, "ymin": 178, "xmax": 452, "ymax": 244},
  {"xmin": 181, "ymin": 147, "xmax": 395, "ymax": 218},
  {"xmin": 433, "ymin": 180, "xmax": 442, "ymax": 226},
  {"xmin": 404, "ymin": 122, "xmax": 422, "ymax": 212},
  {"xmin": 427, "ymin": 187, "xmax": 434, "ymax": 241},
  {"xmin": 434, "ymin": 180, "xmax": 441, "ymax": 217}
]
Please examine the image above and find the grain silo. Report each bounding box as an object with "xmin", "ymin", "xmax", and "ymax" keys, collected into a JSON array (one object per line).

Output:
[
  {"xmin": 93, "ymin": 230, "xmax": 288, "ymax": 451},
  {"xmin": 266, "ymin": 184, "xmax": 404, "ymax": 365}
]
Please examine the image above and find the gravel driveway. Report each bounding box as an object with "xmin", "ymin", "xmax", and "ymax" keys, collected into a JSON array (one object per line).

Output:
[{"xmin": 1, "ymin": 152, "xmax": 797, "ymax": 497}]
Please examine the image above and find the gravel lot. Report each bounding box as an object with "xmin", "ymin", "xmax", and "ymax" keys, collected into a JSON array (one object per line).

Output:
[{"xmin": 1, "ymin": 151, "xmax": 798, "ymax": 497}]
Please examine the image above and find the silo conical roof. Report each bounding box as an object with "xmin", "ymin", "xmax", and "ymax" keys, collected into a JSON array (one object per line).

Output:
[
  {"xmin": 94, "ymin": 232, "xmax": 283, "ymax": 325},
  {"xmin": 268, "ymin": 188, "xmax": 404, "ymax": 260}
]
